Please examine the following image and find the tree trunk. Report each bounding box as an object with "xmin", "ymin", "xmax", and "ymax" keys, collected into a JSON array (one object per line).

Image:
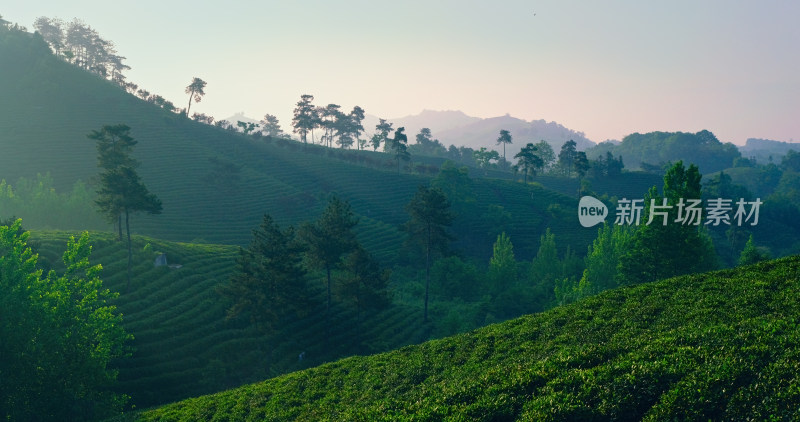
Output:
[
  {"xmin": 186, "ymin": 92, "xmax": 193, "ymax": 117},
  {"xmin": 325, "ymin": 265, "xmax": 332, "ymax": 349},
  {"xmin": 326, "ymin": 266, "xmax": 332, "ymax": 316},
  {"xmin": 424, "ymin": 223, "xmax": 431, "ymax": 322},
  {"xmin": 125, "ymin": 208, "xmax": 132, "ymax": 292},
  {"xmin": 117, "ymin": 213, "xmax": 123, "ymax": 241}
]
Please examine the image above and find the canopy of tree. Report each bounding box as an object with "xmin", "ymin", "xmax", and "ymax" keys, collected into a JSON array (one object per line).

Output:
[{"xmin": 0, "ymin": 220, "xmax": 130, "ymax": 420}]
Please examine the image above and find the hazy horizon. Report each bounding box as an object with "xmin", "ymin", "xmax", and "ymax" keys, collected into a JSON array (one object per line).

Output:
[{"xmin": 4, "ymin": 1, "xmax": 799, "ymax": 145}]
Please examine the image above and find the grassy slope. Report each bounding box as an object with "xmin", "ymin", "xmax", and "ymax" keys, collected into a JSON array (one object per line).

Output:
[
  {"xmin": 135, "ymin": 256, "xmax": 800, "ymax": 421},
  {"xmin": 32, "ymin": 230, "xmax": 431, "ymax": 409}
]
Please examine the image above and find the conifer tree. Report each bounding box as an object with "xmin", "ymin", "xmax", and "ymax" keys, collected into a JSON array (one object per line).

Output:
[
  {"xmin": 738, "ymin": 234, "xmax": 770, "ymax": 266},
  {"xmin": 90, "ymin": 124, "xmax": 161, "ymax": 290},
  {"xmin": 220, "ymin": 214, "xmax": 309, "ymax": 332},
  {"xmin": 300, "ymin": 196, "xmax": 359, "ymax": 316},
  {"xmin": 489, "ymin": 232, "xmax": 516, "ymax": 294}
]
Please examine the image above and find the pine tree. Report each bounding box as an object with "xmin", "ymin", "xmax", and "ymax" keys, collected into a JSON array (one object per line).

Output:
[
  {"xmin": 738, "ymin": 234, "xmax": 770, "ymax": 266},
  {"xmin": 300, "ymin": 196, "xmax": 359, "ymax": 316},
  {"xmin": 220, "ymin": 215, "xmax": 310, "ymax": 332},
  {"xmin": 90, "ymin": 124, "xmax": 161, "ymax": 291},
  {"xmin": 489, "ymin": 232, "xmax": 517, "ymax": 294},
  {"xmin": 579, "ymin": 223, "xmax": 633, "ymax": 294}
]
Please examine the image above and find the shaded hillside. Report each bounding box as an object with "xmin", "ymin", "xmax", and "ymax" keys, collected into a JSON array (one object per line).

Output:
[
  {"xmin": 31, "ymin": 231, "xmax": 430, "ymax": 409},
  {"xmin": 137, "ymin": 256, "xmax": 800, "ymax": 421},
  {"xmin": 0, "ymin": 28, "xmax": 593, "ymax": 262}
]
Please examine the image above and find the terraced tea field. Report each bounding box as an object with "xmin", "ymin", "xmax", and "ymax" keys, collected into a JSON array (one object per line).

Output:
[{"xmin": 31, "ymin": 231, "xmax": 429, "ymax": 408}]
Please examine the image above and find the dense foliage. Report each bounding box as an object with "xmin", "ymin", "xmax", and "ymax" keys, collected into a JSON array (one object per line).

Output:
[
  {"xmin": 0, "ymin": 220, "xmax": 130, "ymax": 421},
  {"xmin": 588, "ymin": 130, "xmax": 740, "ymax": 173}
]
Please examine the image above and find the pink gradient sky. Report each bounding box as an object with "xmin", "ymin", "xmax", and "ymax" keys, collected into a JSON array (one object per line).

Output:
[{"xmin": 5, "ymin": 1, "xmax": 799, "ymax": 145}]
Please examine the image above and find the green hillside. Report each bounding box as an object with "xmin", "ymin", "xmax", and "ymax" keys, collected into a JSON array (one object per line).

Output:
[
  {"xmin": 0, "ymin": 27, "xmax": 594, "ymax": 263},
  {"xmin": 31, "ymin": 230, "xmax": 431, "ymax": 409},
  {"xmin": 133, "ymin": 256, "xmax": 800, "ymax": 421}
]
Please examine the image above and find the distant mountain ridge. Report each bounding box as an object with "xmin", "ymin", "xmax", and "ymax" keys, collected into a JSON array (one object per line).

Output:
[
  {"xmin": 739, "ymin": 138, "xmax": 800, "ymax": 163},
  {"xmin": 365, "ymin": 110, "xmax": 595, "ymax": 157}
]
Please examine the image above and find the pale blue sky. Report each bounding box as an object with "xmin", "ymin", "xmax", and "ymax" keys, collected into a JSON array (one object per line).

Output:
[{"xmin": 4, "ymin": 1, "xmax": 799, "ymax": 145}]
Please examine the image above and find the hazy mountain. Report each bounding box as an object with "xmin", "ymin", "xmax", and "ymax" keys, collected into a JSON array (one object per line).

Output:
[
  {"xmin": 364, "ymin": 110, "xmax": 595, "ymax": 157},
  {"xmin": 739, "ymin": 138, "xmax": 800, "ymax": 163},
  {"xmin": 222, "ymin": 112, "xmax": 260, "ymax": 125},
  {"xmin": 362, "ymin": 109, "xmax": 481, "ymax": 145},
  {"xmin": 436, "ymin": 114, "xmax": 595, "ymax": 158}
]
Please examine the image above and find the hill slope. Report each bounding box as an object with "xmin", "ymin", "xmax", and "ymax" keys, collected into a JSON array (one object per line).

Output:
[
  {"xmin": 0, "ymin": 27, "xmax": 594, "ymax": 263},
  {"xmin": 137, "ymin": 256, "xmax": 800, "ymax": 421}
]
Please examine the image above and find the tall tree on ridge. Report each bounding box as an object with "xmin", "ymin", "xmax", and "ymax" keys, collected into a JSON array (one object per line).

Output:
[
  {"xmin": 260, "ymin": 114, "xmax": 284, "ymax": 137},
  {"xmin": 185, "ymin": 77, "xmax": 207, "ymax": 117},
  {"xmin": 349, "ymin": 105, "xmax": 365, "ymax": 150},
  {"xmin": 496, "ymin": 129, "xmax": 512, "ymax": 162},
  {"xmin": 514, "ymin": 143, "xmax": 544, "ymax": 183},
  {"xmin": 558, "ymin": 139, "xmax": 578, "ymax": 176},
  {"xmin": 374, "ymin": 118, "xmax": 393, "ymax": 151},
  {"xmin": 320, "ymin": 103, "xmax": 341, "ymax": 147},
  {"xmin": 292, "ymin": 94, "xmax": 316, "ymax": 143},
  {"xmin": 389, "ymin": 127, "xmax": 410, "ymax": 173}
]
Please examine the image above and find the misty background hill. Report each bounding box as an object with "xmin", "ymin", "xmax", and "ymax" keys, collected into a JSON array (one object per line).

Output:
[
  {"xmin": 364, "ymin": 110, "xmax": 596, "ymax": 157},
  {"xmin": 740, "ymin": 137, "xmax": 800, "ymax": 164}
]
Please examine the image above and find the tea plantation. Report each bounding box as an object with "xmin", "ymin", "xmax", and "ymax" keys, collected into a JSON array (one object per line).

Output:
[{"xmin": 133, "ymin": 256, "xmax": 800, "ymax": 421}]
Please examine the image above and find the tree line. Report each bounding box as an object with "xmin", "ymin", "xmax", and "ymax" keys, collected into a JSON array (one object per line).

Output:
[
  {"xmin": 34, "ymin": 17, "xmax": 133, "ymax": 91},
  {"xmin": 220, "ymin": 183, "xmax": 456, "ymax": 342}
]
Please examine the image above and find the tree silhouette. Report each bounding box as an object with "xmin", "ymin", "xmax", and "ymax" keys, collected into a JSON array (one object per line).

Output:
[
  {"xmin": 185, "ymin": 77, "xmax": 207, "ymax": 117},
  {"xmin": 514, "ymin": 143, "xmax": 544, "ymax": 182},
  {"xmin": 260, "ymin": 114, "xmax": 284, "ymax": 137},
  {"xmin": 496, "ymin": 129, "xmax": 512, "ymax": 162},
  {"xmin": 219, "ymin": 215, "xmax": 309, "ymax": 333},
  {"xmin": 300, "ymin": 196, "xmax": 359, "ymax": 316},
  {"xmin": 91, "ymin": 124, "xmax": 161, "ymax": 290},
  {"xmin": 292, "ymin": 94, "xmax": 316, "ymax": 143},
  {"xmin": 374, "ymin": 118, "xmax": 393, "ymax": 151},
  {"xmin": 388, "ymin": 127, "xmax": 410, "ymax": 173}
]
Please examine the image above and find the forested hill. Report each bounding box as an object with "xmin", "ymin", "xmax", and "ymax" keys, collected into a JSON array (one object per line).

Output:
[
  {"xmin": 586, "ymin": 130, "xmax": 741, "ymax": 173},
  {"xmin": 0, "ymin": 26, "xmax": 598, "ymax": 262},
  {"xmin": 138, "ymin": 255, "xmax": 800, "ymax": 421}
]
